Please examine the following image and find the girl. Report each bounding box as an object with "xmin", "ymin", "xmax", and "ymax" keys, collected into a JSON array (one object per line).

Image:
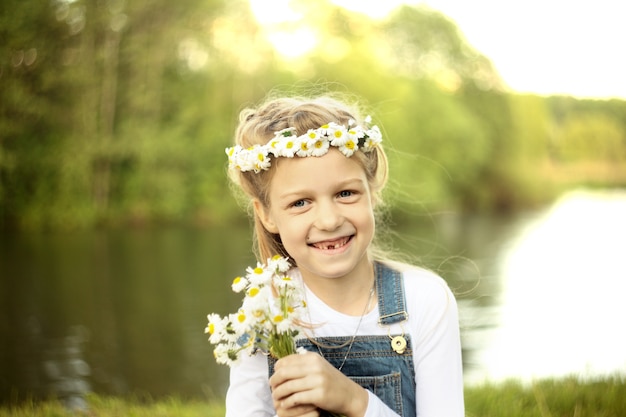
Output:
[{"xmin": 224, "ymin": 94, "xmax": 464, "ymax": 417}]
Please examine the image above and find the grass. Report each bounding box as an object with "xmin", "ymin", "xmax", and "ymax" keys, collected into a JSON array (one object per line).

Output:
[
  {"xmin": 0, "ymin": 396, "xmax": 225, "ymax": 417},
  {"xmin": 1, "ymin": 376, "xmax": 625, "ymax": 417},
  {"xmin": 465, "ymin": 376, "xmax": 626, "ymax": 417}
]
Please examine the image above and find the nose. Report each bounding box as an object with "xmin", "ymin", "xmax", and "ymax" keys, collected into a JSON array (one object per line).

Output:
[{"xmin": 314, "ymin": 199, "xmax": 343, "ymax": 231}]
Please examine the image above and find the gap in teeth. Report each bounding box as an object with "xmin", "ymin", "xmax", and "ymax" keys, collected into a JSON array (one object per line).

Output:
[{"xmin": 314, "ymin": 237, "xmax": 348, "ymax": 250}]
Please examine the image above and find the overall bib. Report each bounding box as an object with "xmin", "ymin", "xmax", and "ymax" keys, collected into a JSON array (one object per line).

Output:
[{"xmin": 269, "ymin": 262, "xmax": 416, "ymax": 417}]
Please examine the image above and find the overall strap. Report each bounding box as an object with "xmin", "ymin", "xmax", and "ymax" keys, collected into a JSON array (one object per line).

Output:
[{"xmin": 375, "ymin": 261, "xmax": 409, "ymax": 326}]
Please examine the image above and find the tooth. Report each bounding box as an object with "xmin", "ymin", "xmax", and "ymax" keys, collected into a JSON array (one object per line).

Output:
[{"xmin": 313, "ymin": 237, "xmax": 348, "ymax": 250}]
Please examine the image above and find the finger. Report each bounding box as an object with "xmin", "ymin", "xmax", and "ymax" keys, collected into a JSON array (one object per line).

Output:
[
  {"xmin": 274, "ymin": 354, "xmax": 315, "ymax": 373},
  {"xmin": 272, "ymin": 374, "xmax": 321, "ymax": 403},
  {"xmin": 273, "ymin": 351, "xmax": 318, "ymax": 372},
  {"xmin": 275, "ymin": 386, "xmax": 324, "ymax": 412},
  {"xmin": 271, "ymin": 352, "xmax": 325, "ymax": 384},
  {"xmin": 275, "ymin": 401, "xmax": 319, "ymax": 417}
]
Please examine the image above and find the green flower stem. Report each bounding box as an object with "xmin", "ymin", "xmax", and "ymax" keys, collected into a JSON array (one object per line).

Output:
[{"xmin": 269, "ymin": 332, "xmax": 297, "ymax": 359}]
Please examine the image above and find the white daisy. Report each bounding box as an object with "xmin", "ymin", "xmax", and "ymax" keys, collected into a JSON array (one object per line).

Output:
[
  {"xmin": 231, "ymin": 308, "xmax": 254, "ymax": 334},
  {"xmin": 337, "ymin": 139, "xmax": 357, "ymax": 157},
  {"xmin": 205, "ymin": 313, "xmax": 231, "ymax": 344},
  {"xmin": 310, "ymin": 137, "xmax": 330, "ymax": 157},
  {"xmin": 246, "ymin": 264, "xmax": 272, "ymax": 286},
  {"xmin": 213, "ymin": 342, "xmax": 240, "ymax": 366},
  {"xmin": 329, "ymin": 125, "xmax": 349, "ymax": 147},
  {"xmin": 275, "ymin": 137, "xmax": 297, "ymax": 158},
  {"xmin": 251, "ymin": 147, "xmax": 271, "ymax": 172},
  {"xmin": 243, "ymin": 285, "xmax": 271, "ymax": 313},
  {"xmin": 231, "ymin": 276, "xmax": 248, "ymax": 293},
  {"xmin": 267, "ymin": 255, "xmax": 291, "ymax": 273},
  {"xmin": 295, "ymin": 136, "xmax": 314, "ymax": 157}
]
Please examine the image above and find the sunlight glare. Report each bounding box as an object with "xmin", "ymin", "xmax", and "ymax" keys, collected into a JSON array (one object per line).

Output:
[
  {"xmin": 248, "ymin": 0, "xmax": 319, "ymax": 60},
  {"xmin": 331, "ymin": 0, "xmax": 408, "ymax": 18},
  {"xmin": 249, "ymin": 0, "xmax": 302, "ymax": 25},
  {"xmin": 267, "ymin": 27, "xmax": 317, "ymax": 59}
]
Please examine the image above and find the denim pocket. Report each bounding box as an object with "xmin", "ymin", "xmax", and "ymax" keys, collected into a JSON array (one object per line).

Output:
[{"xmin": 350, "ymin": 372, "xmax": 403, "ymax": 416}]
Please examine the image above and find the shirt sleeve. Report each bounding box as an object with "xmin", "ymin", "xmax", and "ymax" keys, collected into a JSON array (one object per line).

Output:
[
  {"xmin": 363, "ymin": 390, "xmax": 401, "ymax": 417},
  {"xmin": 225, "ymin": 351, "xmax": 275, "ymax": 417},
  {"xmin": 410, "ymin": 273, "xmax": 465, "ymax": 417}
]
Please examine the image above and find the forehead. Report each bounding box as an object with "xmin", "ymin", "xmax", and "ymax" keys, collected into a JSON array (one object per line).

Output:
[{"xmin": 269, "ymin": 149, "xmax": 368, "ymax": 196}]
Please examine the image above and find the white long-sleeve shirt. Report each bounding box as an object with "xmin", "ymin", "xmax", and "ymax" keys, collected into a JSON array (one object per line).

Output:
[{"xmin": 225, "ymin": 264, "xmax": 465, "ymax": 417}]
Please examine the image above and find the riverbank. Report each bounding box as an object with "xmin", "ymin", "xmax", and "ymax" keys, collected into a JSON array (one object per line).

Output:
[{"xmin": 1, "ymin": 376, "xmax": 624, "ymax": 417}]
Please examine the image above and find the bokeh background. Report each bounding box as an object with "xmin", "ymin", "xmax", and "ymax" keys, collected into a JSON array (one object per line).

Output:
[{"xmin": 1, "ymin": 0, "xmax": 625, "ymax": 407}]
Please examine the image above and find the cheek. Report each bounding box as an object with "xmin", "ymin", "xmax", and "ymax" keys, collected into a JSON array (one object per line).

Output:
[
  {"xmin": 273, "ymin": 217, "xmax": 309, "ymax": 246},
  {"xmin": 359, "ymin": 205, "xmax": 376, "ymax": 235},
  {"xmin": 265, "ymin": 210, "xmax": 292, "ymax": 236}
]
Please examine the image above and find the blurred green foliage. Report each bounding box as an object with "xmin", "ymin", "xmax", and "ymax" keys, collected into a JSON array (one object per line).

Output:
[{"xmin": 1, "ymin": 0, "xmax": 625, "ymax": 230}]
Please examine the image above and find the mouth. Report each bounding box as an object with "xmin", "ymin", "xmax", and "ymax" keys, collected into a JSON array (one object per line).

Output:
[{"xmin": 308, "ymin": 236, "xmax": 352, "ymax": 250}]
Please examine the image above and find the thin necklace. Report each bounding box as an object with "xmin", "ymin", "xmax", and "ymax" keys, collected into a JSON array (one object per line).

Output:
[{"xmin": 308, "ymin": 281, "xmax": 376, "ymax": 372}]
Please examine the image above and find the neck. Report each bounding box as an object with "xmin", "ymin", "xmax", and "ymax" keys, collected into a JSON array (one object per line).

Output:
[{"xmin": 301, "ymin": 257, "xmax": 376, "ymax": 316}]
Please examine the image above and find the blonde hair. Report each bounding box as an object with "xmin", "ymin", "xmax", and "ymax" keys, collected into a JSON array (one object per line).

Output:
[{"xmin": 228, "ymin": 95, "xmax": 389, "ymax": 264}]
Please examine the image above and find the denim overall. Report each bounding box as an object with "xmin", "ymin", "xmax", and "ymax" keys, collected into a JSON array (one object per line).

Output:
[{"xmin": 269, "ymin": 262, "xmax": 416, "ymax": 417}]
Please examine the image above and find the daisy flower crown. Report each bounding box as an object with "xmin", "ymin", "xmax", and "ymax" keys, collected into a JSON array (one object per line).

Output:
[{"xmin": 226, "ymin": 116, "xmax": 383, "ymax": 173}]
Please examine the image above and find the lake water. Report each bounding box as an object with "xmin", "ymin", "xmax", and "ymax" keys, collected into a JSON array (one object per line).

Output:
[
  {"xmin": 1, "ymin": 188, "xmax": 625, "ymax": 405},
  {"xmin": 462, "ymin": 188, "xmax": 626, "ymax": 384}
]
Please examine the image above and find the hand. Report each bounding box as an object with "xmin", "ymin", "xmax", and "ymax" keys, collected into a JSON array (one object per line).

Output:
[{"xmin": 269, "ymin": 351, "xmax": 368, "ymax": 417}]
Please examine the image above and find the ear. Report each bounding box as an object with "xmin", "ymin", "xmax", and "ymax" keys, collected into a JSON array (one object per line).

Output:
[{"xmin": 253, "ymin": 199, "xmax": 279, "ymax": 234}]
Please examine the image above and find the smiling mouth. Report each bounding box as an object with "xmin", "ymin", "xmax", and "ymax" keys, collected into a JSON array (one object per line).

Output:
[{"xmin": 309, "ymin": 236, "xmax": 352, "ymax": 250}]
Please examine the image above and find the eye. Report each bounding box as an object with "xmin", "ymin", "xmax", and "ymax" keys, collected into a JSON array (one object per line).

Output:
[
  {"xmin": 290, "ymin": 199, "xmax": 307, "ymax": 208},
  {"xmin": 338, "ymin": 190, "xmax": 353, "ymax": 198}
]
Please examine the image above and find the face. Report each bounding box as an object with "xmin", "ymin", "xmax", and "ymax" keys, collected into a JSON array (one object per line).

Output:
[{"xmin": 255, "ymin": 148, "xmax": 376, "ymax": 282}]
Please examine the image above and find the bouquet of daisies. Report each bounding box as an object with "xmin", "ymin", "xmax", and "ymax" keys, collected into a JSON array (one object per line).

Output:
[
  {"xmin": 206, "ymin": 255, "xmax": 345, "ymax": 417},
  {"xmin": 205, "ymin": 255, "xmax": 306, "ymax": 365}
]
